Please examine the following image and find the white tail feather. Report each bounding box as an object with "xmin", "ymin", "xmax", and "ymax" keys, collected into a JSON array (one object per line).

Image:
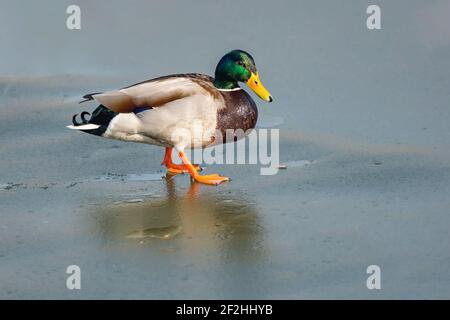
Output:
[{"xmin": 66, "ymin": 124, "xmax": 101, "ymax": 130}]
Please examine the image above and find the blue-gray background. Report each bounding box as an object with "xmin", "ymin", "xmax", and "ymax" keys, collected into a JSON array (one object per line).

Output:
[{"xmin": 1, "ymin": 0, "xmax": 450, "ymax": 299}]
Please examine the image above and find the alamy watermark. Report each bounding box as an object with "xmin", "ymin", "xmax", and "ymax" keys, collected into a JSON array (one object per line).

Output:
[
  {"xmin": 66, "ymin": 265, "xmax": 81, "ymax": 290},
  {"xmin": 366, "ymin": 265, "xmax": 381, "ymax": 290},
  {"xmin": 169, "ymin": 125, "xmax": 280, "ymax": 176},
  {"xmin": 67, "ymin": 5, "xmax": 382, "ymax": 31},
  {"xmin": 66, "ymin": 5, "xmax": 81, "ymax": 30},
  {"xmin": 367, "ymin": 5, "xmax": 381, "ymax": 30}
]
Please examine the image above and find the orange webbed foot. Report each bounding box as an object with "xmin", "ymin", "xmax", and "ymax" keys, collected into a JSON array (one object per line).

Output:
[
  {"xmin": 177, "ymin": 150, "xmax": 230, "ymax": 186},
  {"xmin": 192, "ymin": 173, "xmax": 229, "ymax": 186}
]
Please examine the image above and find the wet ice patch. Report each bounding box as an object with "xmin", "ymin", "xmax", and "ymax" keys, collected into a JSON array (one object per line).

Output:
[
  {"xmin": 279, "ymin": 160, "xmax": 316, "ymax": 169},
  {"xmin": 0, "ymin": 182, "xmax": 24, "ymax": 190},
  {"xmin": 93, "ymin": 173, "xmax": 124, "ymax": 181},
  {"xmin": 0, "ymin": 183, "xmax": 10, "ymax": 190},
  {"xmin": 94, "ymin": 172, "xmax": 164, "ymax": 182},
  {"xmin": 126, "ymin": 225, "xmax": 182, "ymax": 240},
  {"xmin": 112, "ymin": 192, "xmax": 162, "ymax": 205},
  {"xmin": 126, "ymin": 173, "xmax": 164, "ymax": 181},
  {"xmin": 120, "ymin": 192, "xmax": 161, "ymax": 198},
  {"xmin": 114, "ymin": 198, "xmax": 144, "ymax": 204}
]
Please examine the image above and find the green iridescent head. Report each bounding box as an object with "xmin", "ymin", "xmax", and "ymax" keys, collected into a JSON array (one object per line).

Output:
[{"xmin": 213, "ymin": 50, "xmax": 273, "ymax": 102}]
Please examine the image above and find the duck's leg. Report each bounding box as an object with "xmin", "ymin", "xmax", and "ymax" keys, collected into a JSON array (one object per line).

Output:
[
  {"xmin": 178, "ymin": 150, "xmax": 229, "ymax": 185},
  {"xmin": 161, "ymin": 147, "xmax": 201, "ymax": 174}
]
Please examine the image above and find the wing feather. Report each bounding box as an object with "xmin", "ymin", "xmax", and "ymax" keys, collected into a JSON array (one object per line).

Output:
[{"xmin": 84, "ymin": 74, "xmax": 217, "ymax": 113}]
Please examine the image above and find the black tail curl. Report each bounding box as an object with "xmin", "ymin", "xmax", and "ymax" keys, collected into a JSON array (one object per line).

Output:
[
  {"xmin": 72, "ymin": 111, "xmax": 91, "ymax": 126},
  {"xmin": 70, "ymin": 105, "xmax": 118, "ymax": 136}
]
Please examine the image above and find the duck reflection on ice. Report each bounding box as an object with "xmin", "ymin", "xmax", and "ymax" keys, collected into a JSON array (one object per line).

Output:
[{"xmin": 92, "ymin": 174, "xmax": 266, "ymax": 259}]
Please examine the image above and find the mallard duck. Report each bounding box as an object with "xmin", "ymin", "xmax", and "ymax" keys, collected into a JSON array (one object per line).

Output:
[{"xmin": 68, "ymin": 50, "xmax": 273, "ymax": 185}]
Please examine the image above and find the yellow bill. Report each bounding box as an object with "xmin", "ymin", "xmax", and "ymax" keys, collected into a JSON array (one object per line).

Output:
[{"xmin": 246, "ymin": 72, "xmax": 273, "ymax": 102}]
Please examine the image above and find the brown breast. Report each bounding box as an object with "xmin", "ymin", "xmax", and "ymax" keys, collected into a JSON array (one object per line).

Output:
[{"xmin": 216, "ymin": 89, "xmax": 258, "ymax": 143}]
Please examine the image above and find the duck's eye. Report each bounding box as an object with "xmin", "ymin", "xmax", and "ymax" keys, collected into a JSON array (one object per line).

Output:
[{"xmin": 237, "ymin": 61, "xmax": 245, "ymax": 67}]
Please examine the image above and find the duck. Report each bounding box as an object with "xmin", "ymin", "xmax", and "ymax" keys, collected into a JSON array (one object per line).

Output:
[{"xmin": 67, "ymin": 50, "xmax": 273, "ymax": 185}]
